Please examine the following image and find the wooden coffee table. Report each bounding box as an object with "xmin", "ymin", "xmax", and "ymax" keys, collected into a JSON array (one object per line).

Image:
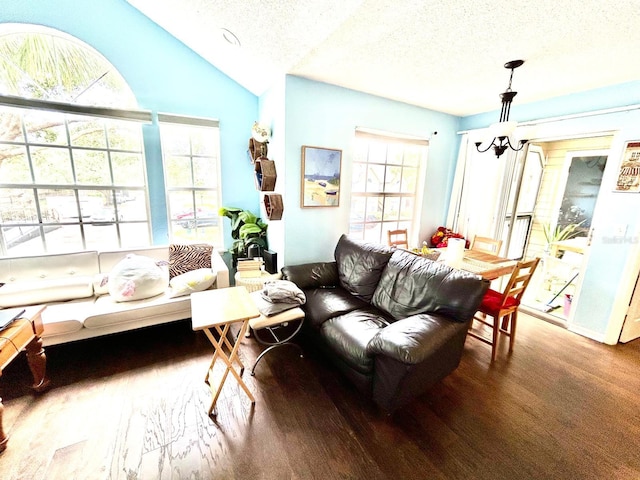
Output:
[
  {"xmin": 0, "ymin": 306, "xmax": 50, "ymax": 452},
  {"xmin": 190, "ymin": 287, "xmax": 260, "ymax": 417}
]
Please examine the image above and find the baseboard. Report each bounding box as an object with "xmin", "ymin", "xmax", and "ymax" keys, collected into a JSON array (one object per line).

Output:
[{"xmin": 567, "ymin": 323, "xmax": 607, "ymax": 343}]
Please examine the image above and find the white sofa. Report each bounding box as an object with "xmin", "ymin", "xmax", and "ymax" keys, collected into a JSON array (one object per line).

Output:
[{"xmin": 0, "ymin": 246, "xmax": 229, "ymax": 346}]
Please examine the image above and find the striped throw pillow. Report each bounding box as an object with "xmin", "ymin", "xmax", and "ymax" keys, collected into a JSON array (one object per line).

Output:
[{"xmin": 169, "ymin": 244, "xmax": 213, "ymax": 279}]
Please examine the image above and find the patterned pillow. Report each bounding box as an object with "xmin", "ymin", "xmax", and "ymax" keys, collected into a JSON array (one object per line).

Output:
[
  {"xmin": 168, "ymin": 268, "xmax": 216, "ymax": 298},
  {"xmin": 169, "ymin": 244, "xmax": 213, "ymax": 279}
]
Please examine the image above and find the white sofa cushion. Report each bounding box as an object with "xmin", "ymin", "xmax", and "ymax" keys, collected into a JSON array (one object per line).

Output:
[
  {"xmin": 0, "ymin": 276, "xmax": 94, "ymax": 308},
  {"xmin": 40, "ymin": 299, "xmax": 94, "ymax": 337},
  {"xmin": 84, "ymin": 293, "xmax": 190, "ymax": 329},
  {"xmin": 0, "ymin": 251, "xmax": 99, "ymax": 282}
]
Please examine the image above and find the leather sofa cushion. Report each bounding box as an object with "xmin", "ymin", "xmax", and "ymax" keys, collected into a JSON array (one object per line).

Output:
[
  {"xmin": 320, "ymin": 307, "xmax": 391, "ymax": 375},
  {"xmin": 372, "ymin": 250, "xmax": 489, "ymax": 322},
  {"xmin": 303, "ymin": 287, "xmax": 369, "ymax": 329},
  {"xmin": 281, "ymin": 262, "xmax": 339, "ymax": 289},
  {"xmin": 334, "ymin": 234, "xmax": 393, "ymax": 302},
  {"xmin": 367, "ymin": 313, "xmax": 469, "ymax": 364}
]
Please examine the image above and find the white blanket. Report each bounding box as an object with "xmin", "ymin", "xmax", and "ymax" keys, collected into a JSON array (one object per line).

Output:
[{"xmin": 261, "ymin": 279, "xmax": 306, "ymax": 305}]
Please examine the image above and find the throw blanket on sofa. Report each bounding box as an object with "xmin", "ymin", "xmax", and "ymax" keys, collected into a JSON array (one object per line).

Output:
[
  {"xmin": 262, "ymin": 279, "xmax": 306, "ymax": 305},
  {"xmin": 250, "ymin": 280, "xmax": 306, "ymax": 316}
]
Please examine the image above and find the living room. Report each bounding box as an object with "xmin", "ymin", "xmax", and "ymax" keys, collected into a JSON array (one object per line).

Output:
[{"xmin": 1, "ymin": 0, "xmax": 640, "ymax": 478}]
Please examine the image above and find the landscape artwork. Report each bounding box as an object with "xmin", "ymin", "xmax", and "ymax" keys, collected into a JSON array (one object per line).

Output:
[{"xmin": 301, "ymin": 146, "xmax": 342, "ymax": 207}]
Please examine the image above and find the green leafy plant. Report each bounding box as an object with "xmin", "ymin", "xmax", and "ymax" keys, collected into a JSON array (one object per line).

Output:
[
  {"xmin": 219, "ymin": 206, "xmax": 268, "ymax": 258},
  {"xmin": 542, "ymin": 221, "xmax": 585, "ymax": 246}
]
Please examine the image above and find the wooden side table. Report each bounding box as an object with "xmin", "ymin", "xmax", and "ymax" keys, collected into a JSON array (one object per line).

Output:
[
  {"xmin": 0, "ymin": 306, "xmax": 50, "ymax": 452},
  {"xmin": 190, "ymin": 287, "xmax": 260, "ymax": 417}
]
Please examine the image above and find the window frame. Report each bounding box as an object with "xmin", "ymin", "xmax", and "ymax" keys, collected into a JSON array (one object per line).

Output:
[
  {"xmin": 158, "ymin": 113, "xmax": 223, "ymax": 249},
  {"xmin": 349, "ymin": 129, "xmax": 429, "ymax": 245},
  {"xmin": 0, "ymin": 95, "xmax": 153, "ymax": 256}
]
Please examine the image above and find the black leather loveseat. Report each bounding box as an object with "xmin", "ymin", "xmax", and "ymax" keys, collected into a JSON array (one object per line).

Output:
[{"xmin": 281, "ymin": 234, "xmax": 489, "ymax": 412}]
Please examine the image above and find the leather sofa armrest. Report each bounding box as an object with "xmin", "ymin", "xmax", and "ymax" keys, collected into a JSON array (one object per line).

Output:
[
  {"xmin": 367, "ymin": 313, "xmax": 468, "ymax": 364},
  {"xmin": 281, "ymin": 262, "xmax": 339, "ymax": 290}
]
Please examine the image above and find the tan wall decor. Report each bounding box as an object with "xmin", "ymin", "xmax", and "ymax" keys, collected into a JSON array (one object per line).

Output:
[
  {"xmin": 255, "ymin": 157, "xmax": 277, "ymax": 191},
  {"xmin": 263, "ymin": 193, "xmax": 283, "ymax": 220}
]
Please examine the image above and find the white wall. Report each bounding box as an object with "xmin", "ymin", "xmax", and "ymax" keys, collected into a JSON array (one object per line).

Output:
[{"xmin": 258, "ymin": 79, "xmax": 287, "ymax": 270}]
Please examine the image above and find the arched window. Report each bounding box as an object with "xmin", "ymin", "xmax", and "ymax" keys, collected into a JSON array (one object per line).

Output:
[
  {"xmin": 0, "ymin": 25, "xmax": 152, "ymax": 255},
  {"xmin": 0, "ymin": 24, "xmax": 137, "ymax": 107}
]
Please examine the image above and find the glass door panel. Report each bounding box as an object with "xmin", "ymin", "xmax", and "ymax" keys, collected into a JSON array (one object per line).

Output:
[{"xmin": 520, "ymin": 143, "xmax": 611, "ymax": 321}]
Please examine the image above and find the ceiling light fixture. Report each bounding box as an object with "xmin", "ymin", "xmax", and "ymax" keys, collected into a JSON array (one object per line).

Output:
[
  {"xmin": 220, "ymin": 28, "xmax": 241, "ymax": 47},
  {"xmin": 475, "ymin": 60, "xmax": 528, "ymax": 158}
]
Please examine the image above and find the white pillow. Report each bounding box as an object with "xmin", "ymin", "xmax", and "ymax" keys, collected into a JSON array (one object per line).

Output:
[
  {"xmin": 92, "ymin": 273, "xmax": 110, "ymax": 296},
  {"xmin": 108, "ymin": 254, "xmax": 168, "ymax": 302},
  {"xmin": 168, "ymin": 268, "xmax": 215, "ymax": 298}
]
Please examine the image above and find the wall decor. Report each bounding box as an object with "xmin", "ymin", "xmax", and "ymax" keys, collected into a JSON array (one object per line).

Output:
[
  {"xmin": 614, "ymin": 141, "xmax": 640, "ymax": 192},
  {"xmin": 254, "ymin": 158, "xmax": 277, "ymax": 191},
  {"xmin": 263, "ymin": 193, "xmax": 283, "ymax": 220},
  {"xmin": 301, "ymin": 146, "xmax": 342, "ymax": 207}
]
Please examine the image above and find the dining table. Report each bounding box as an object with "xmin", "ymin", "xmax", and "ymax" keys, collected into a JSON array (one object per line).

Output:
[
  {"xmin": 407, "ymin": 247, "xmax": 516, "ymax": 280},
  {"xmin": 456, "ymin": 249, "xmax": 517, "ymax": 280}
]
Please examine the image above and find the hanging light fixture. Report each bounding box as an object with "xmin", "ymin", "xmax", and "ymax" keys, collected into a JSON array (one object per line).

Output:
[{"xmin": 475, "ymin": 60, "xmax": 528, "ymax": 158}]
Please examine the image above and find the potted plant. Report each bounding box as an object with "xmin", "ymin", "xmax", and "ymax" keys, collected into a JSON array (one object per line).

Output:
[
  {"xmin": 219, "ymin": 206, "xmax": 268, "ymax": 263},
  {"xmin": 542, "ymin": 221, "xmax": 584, "ymax": 255}
]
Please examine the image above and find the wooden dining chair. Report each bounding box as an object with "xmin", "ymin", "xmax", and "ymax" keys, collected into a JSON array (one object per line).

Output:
[
  {"xmin": 467, "ymin": 257, "xmax": 540, "ymax": 362},
  {"xmin": 387, "ymin": 229, "xmax": 409, "ymax": 249},
  {"xmin": 470, "ymin": 235, "xmax": 503, "ymax": 255}
]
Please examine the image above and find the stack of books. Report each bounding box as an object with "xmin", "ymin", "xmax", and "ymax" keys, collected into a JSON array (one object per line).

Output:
[{"xmin": 237, "ymin": 258, "xmax": 263, "ymax": 278}]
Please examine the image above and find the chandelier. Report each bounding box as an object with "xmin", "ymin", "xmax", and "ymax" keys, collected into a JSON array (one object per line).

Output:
[{"xmin": 475, "ymin": 60, "xmax": 528, "ymax": 158}]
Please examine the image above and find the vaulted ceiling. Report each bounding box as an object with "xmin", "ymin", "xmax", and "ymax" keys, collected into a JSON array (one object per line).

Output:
[{"xmin": 127, "ymin": 0, "xmax": 640, "ymax": 117}]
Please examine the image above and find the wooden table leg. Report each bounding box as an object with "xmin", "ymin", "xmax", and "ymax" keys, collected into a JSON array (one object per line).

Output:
[
  {"xmin": 25, "ymin": 336, "xmax": 50, "ymax": 393},
  {"xmin": 203, "ymin": 320, "xmax": 255, "ymax": 416},
  {"xmin": 0, "ymin": 399, "xmax": 7, "ymax": 453}
]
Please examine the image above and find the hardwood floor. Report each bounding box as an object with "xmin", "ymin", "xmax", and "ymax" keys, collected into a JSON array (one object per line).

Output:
[{"xmin": 0, "ymin": 314, "xmax": 639, "ymax": 480}]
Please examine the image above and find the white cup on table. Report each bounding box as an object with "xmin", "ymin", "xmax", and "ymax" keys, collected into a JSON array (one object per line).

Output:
[{"xmin": 445, "ymin": 238, "xmax": 465, "ymax": 268}]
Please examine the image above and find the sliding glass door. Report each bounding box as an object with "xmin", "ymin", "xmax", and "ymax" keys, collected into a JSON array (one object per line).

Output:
[{"xmin": 450, "ymin": 134, "xmax": 613, "ymax": 324}]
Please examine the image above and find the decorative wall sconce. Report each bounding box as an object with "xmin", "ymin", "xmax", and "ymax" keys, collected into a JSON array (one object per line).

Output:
[{"xmin": 475, "ymin": 60, "xmax": 528, "ymax": 158}]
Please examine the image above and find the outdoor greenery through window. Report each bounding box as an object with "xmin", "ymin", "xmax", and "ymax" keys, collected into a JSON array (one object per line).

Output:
[
  {"xmin": 0, "ymin": 25, "xmax": 153, "ymax": 256},
  {"xmin": 0, "ymin": 106, "xmax": 150, "ymax": 255},
  {"xmin": 349, "ymin": 129, "xmax": 428, "ymax": 243},
  {"xmin": 160, "ymin": 115, "xmax": 222, "ymax": 247}
]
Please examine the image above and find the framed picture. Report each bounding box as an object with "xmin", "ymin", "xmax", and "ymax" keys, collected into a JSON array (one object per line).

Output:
[
  {"xmin": 301, "ymin": 146, "xmax": 342, "ymax": 207},
  {"xmin": 614, "ymin": 141, "xmax": 640, "ymax": 192}
]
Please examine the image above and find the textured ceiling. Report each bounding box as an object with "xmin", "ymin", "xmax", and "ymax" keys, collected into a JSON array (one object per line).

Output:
[{"xmin": 127, "ymin": 0, "xmax": 640, "ymax": 117}]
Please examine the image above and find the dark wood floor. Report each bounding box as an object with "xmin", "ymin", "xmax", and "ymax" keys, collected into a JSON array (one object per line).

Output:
[{"xmin": 1, "ymin": 314, "xmax": 639, "ymax": 480}]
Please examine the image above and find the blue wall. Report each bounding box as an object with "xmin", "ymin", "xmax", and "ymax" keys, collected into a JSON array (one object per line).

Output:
[
  {"xmin": 281, "ymin": 76, "xmax": 460, "ymax": 265},
  {"xmin": 4, "ymin": 0, "xmax": 638, "ymax": 342},
  {"xmin": 0, "ymin": 0, "xmax": 259, "ymax": 246},
  {"xmin": 461, "ymin": 80, "xmax": 640, "ymax": 130}
]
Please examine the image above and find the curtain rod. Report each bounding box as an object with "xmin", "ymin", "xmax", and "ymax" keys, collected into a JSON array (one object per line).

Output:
[
  {"xmin": 457, "ymin": 103, "xmax": 640, "ymax": 135},
  {"xmin": 0, "ymin": 94, "xmax": 152, "ymax": 123}
]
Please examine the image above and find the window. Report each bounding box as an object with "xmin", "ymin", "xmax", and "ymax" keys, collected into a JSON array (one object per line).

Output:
[
  {"xmin": 0, "ymin": 102, "xmax": 151, "ymax": 255},
  {"xmin": 0, "ymin": 26, "xmax": 152, "ymax": 256},
  {"xmin": 160, "ymin": 114, "xmax": 222, "ymax": 248},
  {"xmin": 349, "ymin": 130, "xmax": 428, "ymax": 243}
]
